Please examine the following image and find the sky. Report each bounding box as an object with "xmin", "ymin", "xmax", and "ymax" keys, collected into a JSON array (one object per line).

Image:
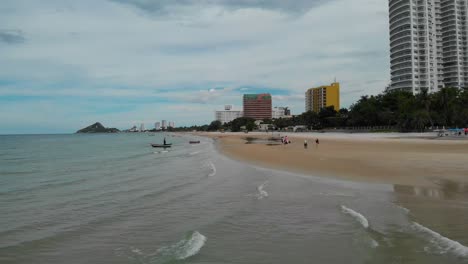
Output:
[{"xmin": 0, "ymin": 0, "xmax": 390, "ymax": 134}]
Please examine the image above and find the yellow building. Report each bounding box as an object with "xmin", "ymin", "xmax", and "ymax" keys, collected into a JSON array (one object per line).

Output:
[{"xmin": 305, "ymin": 82, "xmax": 340, "ymax": 113}]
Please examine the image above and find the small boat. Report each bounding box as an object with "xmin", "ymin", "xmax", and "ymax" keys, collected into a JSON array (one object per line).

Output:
[
  {"xmin": 151, "ymin": 143, "xmax": 172, "ymax": 148},
  {"xmin": 189, "ymin": 141, "xmax": 201, "ymax": 144}
]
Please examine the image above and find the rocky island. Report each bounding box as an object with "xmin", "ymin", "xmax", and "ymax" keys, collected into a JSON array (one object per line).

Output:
[{"xmin": 76, "ymin": 122, "xmax": 119, "ymax": 133}]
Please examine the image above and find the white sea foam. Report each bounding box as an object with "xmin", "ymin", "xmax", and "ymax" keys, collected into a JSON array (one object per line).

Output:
[
  {"xmin": 256, "ymin": 181, "xmax": 269, "ymax": 199},
  {"xmin": 177, "ymin": 231, "xmax": 207, "ymax": 259},
  {"xmin": 395, "ymin": 204, "xmax": 410, "ymax": 214},
  {"xmin": 158, "ymin": 231, "xmax": 207, "ymax": 260},
  {"xmin": 369, "ymin": 238, "xmax": 379, "ymax": 248},
  {"xmin": 412, "ymin": 222, "xmax": 468, "ymax": 257},
  {"xmin": 189, "ymin": 151, "xmax": 201, "ymax": 156},
  {"xmin": 154, "ymin": 151, "xmax": 169, "ymax": 154},
  {"xmin": 341, "ymin": 205, "xmax": 369, "ymax": 229},
  {"xmin": 208, "ymin": 161, "xmax": 216, "ymax": 177},
  {"xmin": 131, "ymin": 247, "xmax": 143, "ymax": 255}
]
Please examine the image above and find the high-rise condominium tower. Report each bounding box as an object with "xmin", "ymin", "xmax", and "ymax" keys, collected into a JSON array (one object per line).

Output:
[
  {"xmin": 388, "ymin": 0, "xmax": 468, "ymax": 93},
  {"xmin": 243, "ymin": 94, "xmax": 272, "ymax": 120}
]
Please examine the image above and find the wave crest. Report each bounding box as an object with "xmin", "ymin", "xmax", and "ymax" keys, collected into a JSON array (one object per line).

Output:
[
  {"xmin": 257, "ymin": 181, "xmax": 269, "ymax": 199},
  {"xmin": 208, "ymin": 161, "xmax": 216, "ymax": 177},
  {"xmin": 341, "ymin": 205, "xmax": 369, "ymax": 229},
  {"xmin": 369, "ymin": 238, "xmax": 379, "ymax": 248},
  {"xmin": 158, "ymin": 231, "xmax": 207, "ymax": 260},
  {"xmin": 412, "ymin": 222, "xmax": 468, "ymax": 257}
]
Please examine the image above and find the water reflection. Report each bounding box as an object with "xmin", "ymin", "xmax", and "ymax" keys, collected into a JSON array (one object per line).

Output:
[
  {"xmin": 391, "ymin": 179, "xmax": 468, "ymax": 262},
  {"xmin": 244, "ymin": 137, "xmax": 282, "ymax": 146},
  {"xmin": 393, "ymin": 179, "xmax": 468, "ymax": 200}
]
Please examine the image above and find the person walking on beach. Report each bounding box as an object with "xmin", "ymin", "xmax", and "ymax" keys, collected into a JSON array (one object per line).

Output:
[
  {"xmin": 315, "ymin": 138, "xmax": 319, "ymax": 148},
  {"xmin": 304, "ymin": 140, "xmax": 308, "ymax": 149}
]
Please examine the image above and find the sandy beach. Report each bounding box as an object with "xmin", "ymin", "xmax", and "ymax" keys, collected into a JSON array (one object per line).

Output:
[{"xmin": 201, "ymin": 132, "xmax": 468, "ymax": 187}]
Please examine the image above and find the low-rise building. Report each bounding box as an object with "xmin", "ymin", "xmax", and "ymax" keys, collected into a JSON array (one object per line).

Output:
[
  {"xmin": 215, "ymin": 105, "xmax": 243, "ymax": 124},
  {"xmin": 272, "ymin": 107, "xmax": 292, "ymax": 119}
]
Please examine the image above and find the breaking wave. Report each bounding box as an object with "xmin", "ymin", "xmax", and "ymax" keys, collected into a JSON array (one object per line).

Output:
[
  {"xmin": 208, "ymin": 161, "xmax": 216, "ymax": 177},
  {"xmin": 117, "ymin": 231, "xmax": 207, "ymax": 263},
  {"xmin": 158, "ymin": 231, "xmax": 207, "ymax": 261},
  {"xmin": 395, "ymin": 204, "xmax": 410, "ymax": 214},
  {"xmin": 131, "ymin": 247, "xmax": 143, "ymax": 255},
  {"xmin": 341, "ymin": 205, "xmax": 369, "ymax": 229},
  {"xmin": 412, "ymin": 222, "xmax": 468, "ymax": 257},
  {"xmin": 256, "ymin": 181, "xmax": 269, "ymax": 200},
  {"xmin": 369, "ymin": 238, "xmax": 379, "ymax": 248}
]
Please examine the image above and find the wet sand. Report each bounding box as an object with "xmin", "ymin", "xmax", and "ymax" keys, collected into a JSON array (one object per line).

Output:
[{"xmin": 203, "ymin": 132, "xmax": 468, "ymax": 187}]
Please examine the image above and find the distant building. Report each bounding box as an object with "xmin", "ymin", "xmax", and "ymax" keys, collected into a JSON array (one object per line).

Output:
[
  {"xmin": 128, "ymin": 126, "xmax": 138, "ymax": 132},
  {"xmin": 272, "ymin": 107, "xmax": 292, "ymax": 119},
  {"xmin": 161, "ymin": 120, "xmax": 167, "ymax": 129},
  {"xmin": 168, "ymin": 121, "xmax": 175, "ymax": 128},
  {"xmin": 305, "ymin": 82, "xmax": 340, "ymax": 113},
  {"xmin": 140, "ymin": 123, "xmax": 145, "ymax": 132},
  {"xmin": 215, "ymin": 111, "xmax": 243, "ymax": 124},
  {"xmin": 155, "ymin": 122, "xmax": 161, "ymax": 130},
  {"xmin": 215, "ymin": 105, "xmax": 243, "ymax": 124},
  {"xmin": 243, "ymin": 93, "xmax": 272, "ymax": 120}
]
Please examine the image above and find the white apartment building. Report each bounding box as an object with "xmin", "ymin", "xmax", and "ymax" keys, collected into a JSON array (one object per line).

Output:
[
  {"xmin": 215, "ymin": 105, "xmax": 243, "ymax": 124},
  {"xmin": 388, "ymin": 0, "xmax": 468, "ymax": 93},
  {"xmin": 168, "ymin": 121, "xmax": 175, "ymax": 128},
  {"xmin": 272, "ymin": 107, "xmax": 292, "ymax": 119},
  {"xmin": 155, "ymin": 122, "xmax": 161, "ymax": 130},
  {"xmin": 161, "ymin": 120, "xmax": 167, "ymax": 129}
]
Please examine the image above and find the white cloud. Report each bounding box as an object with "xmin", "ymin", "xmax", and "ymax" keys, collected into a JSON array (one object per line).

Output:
[{"xmin": 0, "ymin": 0, "xmax": 390, "ymax": 133}]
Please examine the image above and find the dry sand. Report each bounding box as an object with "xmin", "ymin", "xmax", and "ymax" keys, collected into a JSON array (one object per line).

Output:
[{"xmin": 201, "ymin": 132, "xmax": 468, "ymax": 187}]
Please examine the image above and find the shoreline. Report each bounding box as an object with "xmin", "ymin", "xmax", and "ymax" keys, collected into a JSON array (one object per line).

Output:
[{"xmin": 199, "ymin": 132, "xmax": 468, "ymax": 187}]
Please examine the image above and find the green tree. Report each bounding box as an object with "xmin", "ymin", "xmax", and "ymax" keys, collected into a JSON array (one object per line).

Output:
[
  {"xmin": 230, "ymin": 117, "xmax": 256, "ymax": 132},
  {"xmin": 300, "ymin": 111, "xmax": 320, "ymax": 129},
  {"xmin": 207, "ymin": 120, "xmax": 222, "ymax": 131}
]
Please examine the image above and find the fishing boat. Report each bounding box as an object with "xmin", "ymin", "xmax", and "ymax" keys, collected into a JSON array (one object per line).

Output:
[
  {"xmin": 151, "ymin": 143, "xmax": 172, "ymax": 148},
  {"xmin": 189, "ymin": 141, "xmax": 201, "ymax": 144}
]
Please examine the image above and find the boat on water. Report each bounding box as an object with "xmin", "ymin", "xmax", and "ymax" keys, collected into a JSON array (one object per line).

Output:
[
  {"xmin": 151, "ymin": 143, "xmax": 172, "ymax": 148},
  {"xmin": 189, "ymin": 141, "xmax": 201, "ymax": 144}
]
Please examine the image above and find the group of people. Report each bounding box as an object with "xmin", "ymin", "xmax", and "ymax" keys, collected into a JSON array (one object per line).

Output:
[
  {"xmin": 303, "ymin": 138, "xmax": 319, "ymax": 149},
  {"xmin": 281, "ymin": 135, "xmax": 319, "ymax": 149},
  {"xmin": 281, "ymin": 136, "xmax": 291, "ymax": 144}
]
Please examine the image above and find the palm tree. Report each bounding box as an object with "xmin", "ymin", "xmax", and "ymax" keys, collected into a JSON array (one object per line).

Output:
[
  {"xmin": 411, "ymin": 110, "xmax": 431, "ymax": 132},
  {"xmin": 416, "ymin": 88, "xmax": 434, "ymax": 127}
]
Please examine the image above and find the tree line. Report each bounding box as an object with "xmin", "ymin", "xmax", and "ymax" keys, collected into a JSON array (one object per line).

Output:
[{"xmin": 172, "ymin": 87, "xmax": 468, "ymax": 132}]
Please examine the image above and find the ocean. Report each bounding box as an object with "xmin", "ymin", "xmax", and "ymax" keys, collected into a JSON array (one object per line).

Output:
[{"xmin": 1, "ymin": 133, "xmax": 468, "ymax": 264}]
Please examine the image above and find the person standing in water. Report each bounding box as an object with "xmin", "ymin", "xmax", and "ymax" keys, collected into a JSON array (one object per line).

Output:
[{"xmin": 164, "ymin": 137, "xmax": 166, "ymax": 145}]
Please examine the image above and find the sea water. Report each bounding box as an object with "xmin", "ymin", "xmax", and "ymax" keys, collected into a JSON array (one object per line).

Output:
[{"xmin": 1, "ymin": 133, "xmax": 468, "ymax": 264}]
